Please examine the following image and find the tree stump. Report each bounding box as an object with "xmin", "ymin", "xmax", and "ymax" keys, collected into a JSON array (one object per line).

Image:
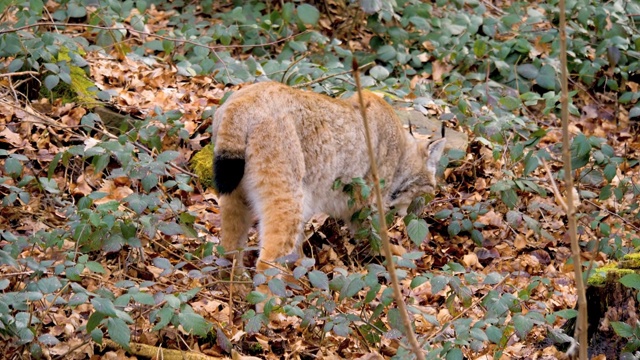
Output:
[{"xmin": 560, "ymin": 253, "xmax": 640, "ymax": 358}]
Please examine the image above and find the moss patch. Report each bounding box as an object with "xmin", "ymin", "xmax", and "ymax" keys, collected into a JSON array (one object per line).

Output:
[{"xmin": 190, "ymin": 143, "xmax": 215, "ymax": 189}]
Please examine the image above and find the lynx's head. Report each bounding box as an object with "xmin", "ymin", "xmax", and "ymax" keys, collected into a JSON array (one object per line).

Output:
[{"xmin": 388, "ymin": 138, "xmax": 447, "ymax": 216}]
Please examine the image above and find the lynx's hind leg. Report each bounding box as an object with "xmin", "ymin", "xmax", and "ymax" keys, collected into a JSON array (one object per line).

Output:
[
  {"xmin": 244, "ymin": 118, "xmax": 305, "ymax": 298},
  {"xmin": 218, "ymin": 191, "xmax": 252, "ymax": 276}
]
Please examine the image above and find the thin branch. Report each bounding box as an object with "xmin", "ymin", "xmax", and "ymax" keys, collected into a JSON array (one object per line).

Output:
[
  {"xmin": 292, "ymin": 62, "xmax": 374, "ymax": 88},
  {"xmin": 0, "ymin": 71, "xmax": 39, "ymax": 77},
  {"xmin": 558, "ymin": 0, "xmax": 588, "ymax": 357},
  {"xmin": 541, "ymin": 159, "xmax": 568, "ymax": 212},
  {"xmin": 351, "ymin": 58, "xmax": 425, "ymax": 360},
  {"xmin": 584, "ymin": 199, "xmax": 640, "ymax": 232}
]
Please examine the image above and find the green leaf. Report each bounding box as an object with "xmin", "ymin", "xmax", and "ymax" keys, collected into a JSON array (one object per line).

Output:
[
  {"xmin": 308, "ymin": 270, "xmax": 329, "ymax": 291},
  {"xmin": 268, "ymin": 278, "xmax": 287, "ymax": 297},
  {"xmin": 431, "ymin": 275, "xmax": 448, "ymax": 294},
  {"xmin": 151, "ymin": 307, "xmax": 174, "ymax": 331},
  {"xmin": 69, "ymin": 292, "xmax": 89, "ymax": 306},
  {"xmin": 39, "ymin": 177, "xmax": 60, "ymax": 194},
  {"xmin": 603, "ymin": 163, "xmax": 617, "ymax": 182},
  {"xmin": 619, "ymin": 273, "xmax": 640, "ymax": 290},
  {"xmin": 246, "ymin": 291, "xmax": 267, "ymax": 305},
  {"xmin": 245, "ymin": 311, "xmax": 267, "ymax": 334},
  {"xmin": 554, "ymin": 309, "xmax": 577, "ymax": 319},
  {"xmin": 513, "ymin": 314, "xmax": 534, "ymax": 339},
  {"xmin": 369, "ymin": 65, "xmax": 390, "ymax": 80},
  {"xmin": 343, "ymin": 278, "xmax": 365, "ymax": 299},
  {"xmin": 407, "ymin": 218, "xmax": 429, "ymax": 245},
  {"xmin": 630, "ymin": 107, "xmax": 640, "ymax": 119},
  {"xmin": 86, "ymin": 312, "xmax": 106, "ymax": 333},
  {"xmin": 107, "ymin": 317, "xmax": 130, "ymax": 349},
  {"xmin": 517, "ymin": 64, "xmax": 539, "ymax": 79},
  {"xmin": 535, "ymin": 65, "xmax": 556, "ymax": 90},
  {"xmin": 523, "ymin": 153, "xmax": 539, "ymax": 175},
  {"xmin": 44, "ymin": 74, "xmax": 59, "ymax": 90},
  {"xmin": 473, "ymin": 39, "xmax": 487, "ymax": 58},
  {"xmin": 571, "ymin": 134, "xmax": 591, "ymax": 158},
  {"xmin": 178, "ymin": 311, "xmax": 212, "ymax": 336},
  {"xmin": 92, "ymin": 297, "xmax": 118, "ymax": 317},
  {"xmin": 17, "ymin": 327, "xmax": 34, "ymax": 344},
  {"xmin": 485, "ymin": 325, "xmax": 503, "ymax": 344},
  {"xmin": 435, "ymin": 209, "xmax": 452, "ymax": 219},
  {"xmin": 445, "ymin": 348, "xmax": 463, "ymax": 360},
  {"xmin": 91, "ymin": 328, "xmax": 103, "ymax": 344},
  {"xmin": 157, "ymin": 150, "xmax": 179, "ymax": 163},
  {"xmin": 376, "ymin": 45, "xmax": 396, "ymax": 62},
  {"xmin": 86, "ymin": 261, "xmax": 106, "ymax": 274},
  {"xmin": 611, "ymin": 321, "xmax": 633, "ymax": 337},
  {"xmin": 499, "ymin": 96, "xmax": 521, "ymax": 111},
  {"xmin": 387, "ymin": 308, "xmax": 404, "ymax": 334},
  {"xmin": 410, "ymin": 276, "xmax": 428, "ymax": 289},
  {"xmin": 500, "ymin": 189, "xmax": 518, "ymax": 209},
  {"xmin": 470, "ymin": 327, "xmax": 488, "ymax": 341},
  {"xmin": 448, "ymin": 220, "xmax": 461, "ymax": 236},
  {"xmin": 132, "ymin": 292, "xmax": 155, "ymax": 306},
  {"xmin": 297, "ymin": 4, "xmax": 319, "ymax": 25},
  {"xmin": 37, "ymin": 277, "xmax": 62, "ymax": 294},
  {"xmin": 4, "ymin": 157, "xmax": 23, "ymax": 176}
]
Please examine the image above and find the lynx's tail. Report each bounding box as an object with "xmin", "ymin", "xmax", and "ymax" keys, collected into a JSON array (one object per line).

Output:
[{"xmin": 212, "ymin": 100, "xmax": 249, "ymax": 194}]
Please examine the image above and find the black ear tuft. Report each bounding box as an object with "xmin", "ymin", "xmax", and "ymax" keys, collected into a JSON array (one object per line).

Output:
[{"xmin": 213, "ymin": 154, "xmax": 245, "ymax": 194}]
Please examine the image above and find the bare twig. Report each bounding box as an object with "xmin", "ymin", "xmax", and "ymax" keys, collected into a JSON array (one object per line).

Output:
[
  {"xmin": 292, "ymin": 62, "xmax": 374, "ymax": 89},
  {"xmin": 584, "ymin": 199, "xmax": 640, "ymax": 232},
  {"xmin": 541, "ymin": 159, "xmax": 568, "ymax": 212},
  {"xmin": 0, "ymin": 71, "xmax": 39, "ymax": 77},
  {"xmin": 351, "ymin": 58, "xmax": 425, "ymax": 360},
  {"xmin": 558, "ymin": 1, "xmax": 588, "ymax": 357}
]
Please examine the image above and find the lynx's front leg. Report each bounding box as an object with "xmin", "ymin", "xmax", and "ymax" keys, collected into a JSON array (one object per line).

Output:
[{"xmin": 218, "ymin": 191, "xmax": 252, "ymax": 277}]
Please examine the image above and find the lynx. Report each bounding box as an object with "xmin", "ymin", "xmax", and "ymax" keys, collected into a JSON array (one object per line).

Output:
[{"xmin": 212, "ymin": 82, "xmax": 446, "ymax": 295}]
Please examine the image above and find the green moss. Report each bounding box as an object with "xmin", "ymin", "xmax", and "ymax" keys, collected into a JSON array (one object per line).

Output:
[
  {"xmin": 586, "ymin": 262, "xmax": 639, "ymax": 286},
  {"xmin": 69, "ymin": 65, "xmax": 99, "ymax": 107},
  {"xmin": 620, "ymin": 253, "xmax": 640, "ymax": 269},
  {"xmin": 40, "ymin": 47, "xmax": 99, "ymax": 106},
  {"xmin": 190, "ymin": 143, "xmax": 215, "ymax": 189},
  {"xmin": 588, "ymin": 263, "xmax": 618, "ymax": 286}
]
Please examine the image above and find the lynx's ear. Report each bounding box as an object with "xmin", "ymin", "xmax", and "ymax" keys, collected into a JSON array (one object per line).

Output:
[{"xmin": 424, "ymin": 138, "xmax": 446, "ymax": 174}]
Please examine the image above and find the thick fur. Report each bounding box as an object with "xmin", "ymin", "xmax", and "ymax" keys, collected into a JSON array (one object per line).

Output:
[{"xmin": 212, "ymin": 82, "xmax": 446, "ymax": 283}]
